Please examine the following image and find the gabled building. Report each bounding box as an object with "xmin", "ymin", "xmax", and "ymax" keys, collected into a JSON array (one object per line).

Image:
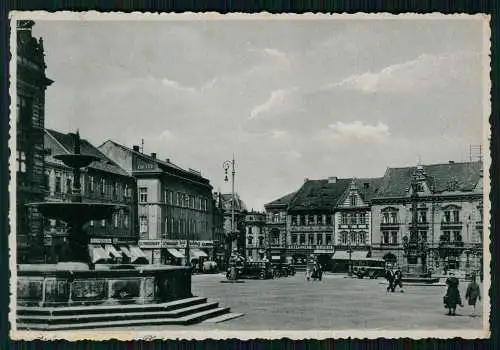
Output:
[
  {"xmin": 99, "ymin": 141, "xmax": 215, "ymax": 265},
  {"xmin": 244, "ymin": 211, "xmax": 266, "ymax": 261},
  {"xmin": 370, "ymin": 161, "xmax": 483, "ymax": 276},
  {"xmin": 44, "ymin": 129, "xmax": 138, "ymax": 263},
  {"xmin": 217, "ymin": 193, "xmax": 247, "ymax": 255},
  {"xmin": 264, "ymin": 191, "xmax": 296, "ymax": 262}
]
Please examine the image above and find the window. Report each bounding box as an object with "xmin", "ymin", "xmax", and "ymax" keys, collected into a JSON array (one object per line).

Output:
[
  {"xmin": 325, "ymin": 215, "xmax": 332, "ymax": 225},
  {"xmin": 258, "ymin": 236, "xmax": 264, "ymax": 247},
  {"xmin": 444, "ymin": 210, "xmax": 451, "ymax": 223},
  {"xmin": 139, "ymin": 216, "xmax": 148, "ymax": 233},
  {"xmin": 55, "ymin": 176, "xmax": 61, "ymax": 193},
  {"xmin": 340, "ymin": 232, "xmax": 348, "ymax": 245},
  {"xmin": 415, "ymin": 183, "xmax": 424, "ymax": 192},
  {"xmin": 442, "ymin": 230, "xmax": 450, "ymax": 242},
  {"xmin": 453, "ymin": 210, "xmax": 460, "ymax": 223},
  {"xmin": 90, "ymin": 220, "xmax": 94, "ymax": 227},
  {"xmin": 248, "ymin": 236, "xmax": 253, "ymax": 245},
  {"xmin": 308, "ymin": 234, "xmax": 314, "ymax": 244},
  {"xmin": 349, "ymin": 213, "xmax": 356, "ymax": 225},
  {"xmin": 358, "ymin": 232, "xmax": 366, "ymax": 245},
  {"xmin": 350, "ymin": 195, "xmax": 357, "ymax": 207},
  {"xmin": 350, "ymin": 232, "xmax": 356, "ymax": 244},
  {"xmin": 299, "ymin": 234, "xmax": 305, "ymax": 244},
  {"xmin": 101, "ymin": 219, "xmax": 106, "ymax": 227},
  {"xmin": 114, "ymin": 214, "xmax": 118, "ymax": 228},
  {"xmin": 176, "ymin": 192, "xmax": 180, "ymax": 206},
  {"xmin": 190, "ymin": 196, "xmax": 195, "ymax": 209},
  {"xmin": 203, "ymin": 199, "xmax": 207, "ymax": 211},
  {"xmin": 325, "ymin": 234, "xmax": 332, "ymax": 245},
  {"xmin": 391, "ymin": 231, "xmax": 398, "ymax": 244},
  {"xmin": 168, "ymin": 191, "xmax": 173, "ymax": 204},
  {"xmin": 453, "ymin": 230, "xmax": 462, "ymax": 242},
  {"xmin": 382, "ymin": 231, "xmax": 390, "ymax": 245},
  {"xmin": 419, "ymin": 230, "xmax": 427, "ymax": 242},
  {"xmin": 317, "ymin": 234, "xmax": 323, "ymax": 245},
  {"xmin": 124, "ymin": 214, "xmax": 129, "ymax": 229},
  {"xmin": 390, "ymin": 212, "xmax": 397, "ymax": 224},
  {"xmin": 299, "ymin": 215, "xmax": 305, "ymax": 225},
  {"xmin": 291, "ymin": 215, "xmax": 297, "ymax": 225},
  {"xmin": 100, "ymin": 179, "xmax": 105, "ymax": 194},
  {"xmin": 112, "ymin": 183, "xmax": 117, "ymax": 199},
  {"xmin": 139, "ymin": 187, "xmax": 148, "ymax": 203},
  {"xmin": 89, "ymin": 176, "xmax": 95, "ymax": 192},
  {"xmin": 359, "ymin": 212, "xmax": 366, "ymax": 224},
  {"xmin": 382, "ymin": 212, "xmax": 389, "ymax": 224},
  {"xmin": 321, "ymin": 215, "xmax": 326, "ymax": 225},
  {"xmin": 309, "ymin": 215, "xmax": 315, "ymax": 225},
  {"xmin": 418, "ymin": 210, "xmax": 427, "ymax": 223},
  {"xmin": 66, "ymin": 179, "xmax": 72, "ymax": 194},
  {"xmin": 273, "ymin": 213, "xmax": 280, "ymax": 223},
  {"xmin": 16, "ymin": 151, "xmax": 26, "ymax": 173},
  {"xmin": 291, "ymin": 234, "xmax": 297, "ymax": 244},
  {"xmin": 341, "ymin": 213, "xmax": 348, "ymax": 225}
]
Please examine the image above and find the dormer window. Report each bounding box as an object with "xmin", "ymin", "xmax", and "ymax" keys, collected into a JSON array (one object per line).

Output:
[{"xmin": 350, "ymin": 195, "xmax": 357, "ymax": 207}]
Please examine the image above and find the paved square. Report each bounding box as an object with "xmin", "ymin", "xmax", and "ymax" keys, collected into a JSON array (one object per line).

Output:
[{"xmin": 189, "ymin": 273, "xmax": 484, "ymax": 330}]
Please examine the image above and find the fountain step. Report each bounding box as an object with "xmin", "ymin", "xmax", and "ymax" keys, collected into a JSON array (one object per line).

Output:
[
  {"xmin": 203, "ymin": 312, "xmax": 245, "ymax": 323},
  {"xmin": 17, "ymin": 296, "xmax": 207, "ymax": 316},
  {"xmin": 18, "ymin": 301, "xmax": 220, "ymax": 325},
  {"xmin": 17, "ymin": 306, "xmax": 232, "ymax": 330}
]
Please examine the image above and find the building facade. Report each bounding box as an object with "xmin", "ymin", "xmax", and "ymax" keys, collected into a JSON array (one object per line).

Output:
[
  {"xmin": 263, "ymin": 192, "xmax": 296, "ymax": 262},
  {"xmin": 218, "ymin": 193, "xmax": 247, "ymax": 256},
  {"xmin": 370, "ymin": 161, "xmax": 484, "ymax": 276},
  {"xmin": 99, "ymin": 141, "xmax": 215, "ymax": 265},
  {"xmin": 43, "ymin": 129, "xmax": 138, "ymax": 263},
  {"xmin": 244, "ymin": 211, "xmax": 266, "ymax": 261},
  {"xmin": 16, "ymin": 20, "xmax": 53, "ymax": 263}
]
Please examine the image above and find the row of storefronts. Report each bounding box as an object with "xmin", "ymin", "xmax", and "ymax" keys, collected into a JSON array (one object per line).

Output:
[{"xmin": 137, "ymin": 239, "xmax": 213, "ymax": 266}]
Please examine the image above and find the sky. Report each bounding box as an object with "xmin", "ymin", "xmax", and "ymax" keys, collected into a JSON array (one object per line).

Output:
[{"xmin": 31, "ymin": 15, "xmax": 488, "ymax": 211}]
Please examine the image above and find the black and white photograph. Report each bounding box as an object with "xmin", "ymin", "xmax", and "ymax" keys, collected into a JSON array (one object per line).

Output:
[{"xmin": 9, "ymin": 12, "xmax": 490, "ymax": 340}]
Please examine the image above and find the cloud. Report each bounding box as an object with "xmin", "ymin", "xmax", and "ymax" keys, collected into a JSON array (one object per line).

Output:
[
  {"xmin": 270, "ymin": 129, "xmax": 289, "ymax": 139},
  {"xmin": 249, "ymin": 88, "xmax": 295, "ymax": 119},
  {"xmin": 159, "ymin": 129, "xmax": 175, "ymax": 141},
  {"xmin": 331, "ymin": 52, "xmax": 478, "ymax": 94},
  {"xmin": 161, "ymin": 77, "xmax": 196, "ymax": 93},
  {"xmin": 324, "ymin": 121, "xmax": 390, "ymax": 142}
]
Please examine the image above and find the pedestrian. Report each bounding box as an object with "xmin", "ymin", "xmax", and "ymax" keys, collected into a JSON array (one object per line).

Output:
[
  {"xmin": 393, "ymin": 268, "xmax": 404, "ymax": 293},
  {"xmin": 386, "ymin": 268, "xmax": 395, "ymax": 292},
  {"xmin": 444, "ymin": 272, "xmax": 463, "ymax": 315},
  {"xmin": 318, "ymin": 264, "xmax": 323, "ymax": 281},
  {"xmin": 465, "ymin": 273, "xmax": 481, "ymax": 316}
]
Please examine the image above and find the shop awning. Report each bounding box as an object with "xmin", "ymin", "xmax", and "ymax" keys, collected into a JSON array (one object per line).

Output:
[
  {"xmin": 167, "ymin": 248, "xmax": 185, "ymax": 259},
  {"xmin": 332, "ymin": 250, "xmax": 369, "ymax": 260},
  {"xmin": 105, "ymin": 244, "xmax": 122, "ymax": 258},
  {"xmin": 88, "ymin": 245, "xmax": 110, "ymax": 264},
  {"xmin": 120, "ymin": 246, "xmax": 132, "ymax": 258},
  {"xmin": 190, "ymin": 248, "xmax": 208, "ymax": 258},
  {"xmin": 128, "ymin": 245, "xmax": 148, "ymax": 263}
]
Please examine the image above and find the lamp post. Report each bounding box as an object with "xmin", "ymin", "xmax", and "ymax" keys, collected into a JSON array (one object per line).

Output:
[{"xmin": 223, "ymin": 157, "xmax": 236, "ymax": 254}]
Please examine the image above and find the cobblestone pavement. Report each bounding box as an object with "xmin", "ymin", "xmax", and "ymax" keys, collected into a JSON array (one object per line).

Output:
[{"xmin": 194, "ymin": 272, "xmax": 485, "ymax": 330}]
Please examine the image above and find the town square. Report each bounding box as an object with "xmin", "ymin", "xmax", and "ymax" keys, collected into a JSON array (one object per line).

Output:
[{"xmin": 10, "ymin": 13, "xmax": 489, "ymax": 337}]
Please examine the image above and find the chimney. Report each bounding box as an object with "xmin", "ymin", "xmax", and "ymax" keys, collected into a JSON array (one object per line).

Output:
[
  {"xmin": 449, "ymin": 161, "xmax": 455, "ymax": 164},
  {"xmin": 328, "ymin": 176, "xmax": 337, "ymax": 184},
  {"xmin": 165, "ymin": 158, "xmax": 170, "ymax": 163},
  {"xmin": 132, "ymin": 145, "xmax": 140, "ymax": 152},
  {"xmin": 151, "ymin": 153, "xmax": 157, "ymax": 159},
  {"xmin": 364, "ymin": 182, "xmax": 370, "ymax": 189},
  {"xmin": 304, "ymin": 178, "xmax": 309, "ymax": 183}
]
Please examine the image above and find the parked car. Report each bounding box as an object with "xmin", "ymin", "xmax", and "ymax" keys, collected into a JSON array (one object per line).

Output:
[
  {"xmin": 226, "ymin": 261, "xmax": 274, "ymax": 280},
  {"xmin": 272, "ymin": 263, "xmax": 296, "ymax": 278}
]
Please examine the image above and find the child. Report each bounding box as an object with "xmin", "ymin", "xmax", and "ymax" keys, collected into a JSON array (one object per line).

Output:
[{"xmin": 465, "ymin": 274, "xmax": 481, "ymax": 316}]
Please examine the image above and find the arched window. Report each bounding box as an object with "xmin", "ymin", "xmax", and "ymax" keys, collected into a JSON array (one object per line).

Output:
[
  {"xmin": 358, "ymin": 231, "xmax": 366, "ymax": 245},
  {"xmin": 340, "ymin": 231, "xmax": 348, "ymax": 245}
]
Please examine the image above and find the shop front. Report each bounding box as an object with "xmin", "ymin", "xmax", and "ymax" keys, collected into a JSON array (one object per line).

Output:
[
  {"xmin": 138, "ymin": 239, "xmax": 214, "ymax": 266},
  {"xmin": 89, "ymin": 237, "xmax": 147, "ymax": 265}
]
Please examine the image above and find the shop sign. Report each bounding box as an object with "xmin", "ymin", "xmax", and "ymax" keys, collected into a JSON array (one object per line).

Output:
[
  {"xmin": 90, "ymin": 238, "xmax": 112, "ymax": 244},
  {"xmin": 138, "ymin": 240, "xmax": 162, "ymax": 248},
  {"xmin": 113, "ymin": 238, "xmax": 137, "ymax": 245}
]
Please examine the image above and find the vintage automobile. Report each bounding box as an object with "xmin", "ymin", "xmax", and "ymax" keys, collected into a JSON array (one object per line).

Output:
[
  {"xmin": 272, "ymin": 263, "xmax": 296, "ymax": 278},
  {"xmin": 226, "ymin": 261, "xmax": 274, "ymax": 280},
  {"xmin": 352, "ymin": 258, "xmax": 387, "ymax": 279}
]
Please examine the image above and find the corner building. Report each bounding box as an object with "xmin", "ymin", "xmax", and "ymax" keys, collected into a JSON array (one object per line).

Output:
[
  {"xmin": 370, "ymin": 161, "xmax": 483, "ymax": 276},
  {"xmin": 99, "ymin": 141, "xmax": 215, "ymax": 264}
]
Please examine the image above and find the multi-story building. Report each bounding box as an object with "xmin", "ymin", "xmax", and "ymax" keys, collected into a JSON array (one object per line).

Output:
[
  {"xmin": 370, "ymin": 161, "xmax": 483, "ymax": 276},
  {"xmin": 244, "ymin": 211, "xmax": 266, "ymax": 261},
  {"xmin": 43, "ymin": 129, "xmax": 138, "ymax": 263},
  {"xmin": 212, "ymin": 192, "xmax": 226, "ymax": 267},
  {"xmin": 263, "ymin": 192, "xmax": 296, "ymax": 262},
  {"xmin": 99, "ymin": 141, "xmax": 215, "ymax": 265},
  {"xmin": 16, "ymin": 20, "xmax": 53, "ymax": 263}
]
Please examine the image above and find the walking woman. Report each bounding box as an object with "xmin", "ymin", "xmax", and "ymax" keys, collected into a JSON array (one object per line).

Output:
[
  {"xmin": 465, "ymin": 273, "xmax": 481, "ymax": 316},
  {"xmin": 444, "ymin": 272, "xmax": 463, "ymax": 315}
]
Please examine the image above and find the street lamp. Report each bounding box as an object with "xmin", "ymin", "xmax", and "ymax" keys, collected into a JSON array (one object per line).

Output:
[{"xmin": 223, "ymin": 157, "xmax": 236, "ymax": 254}]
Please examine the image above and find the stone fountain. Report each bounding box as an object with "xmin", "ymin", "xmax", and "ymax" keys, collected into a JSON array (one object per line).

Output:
[{"xmin": 16, "ymin": 132, "xmax": 241, "ymax": 330}]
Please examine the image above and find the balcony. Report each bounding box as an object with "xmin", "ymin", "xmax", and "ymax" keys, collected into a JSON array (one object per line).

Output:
[
  {"xmin": 440, "ymin": 221, "xmax": 463, "ymax": 228},
  {"xmin": 380, "ymin": 222, "xmax": 400, "ymax": 228}
]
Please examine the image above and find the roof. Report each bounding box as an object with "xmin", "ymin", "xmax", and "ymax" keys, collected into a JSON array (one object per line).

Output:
[
  {"xmin": 220, "ymin": 193, "xmax": 247, "ymax": 212},
  {"xmin": 288, "ymin": 178, "xmax": 352, "ymax": 212},
  {"xmin": 45, "ymin": 129, "xmax": 130, "ymax": 177},
  {"xmin": 375, "ymin": 161, "xmax": 482, "ymax": 198},
  {"xmin": 264, "ymin": 192, "xmax": 297, "ymax": 208},
  {"xmin": 352, "ymin": 178, "xmax": 383, "ymax": 201}
]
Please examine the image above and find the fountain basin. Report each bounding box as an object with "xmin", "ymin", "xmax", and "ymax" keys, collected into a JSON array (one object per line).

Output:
[{"xmin": 17, "ymin": 264, "xmax": 192, "ymax": 307}]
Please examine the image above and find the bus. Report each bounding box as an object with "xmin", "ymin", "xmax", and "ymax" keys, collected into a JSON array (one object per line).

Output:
[{"xmin": 351, "ymin": 258, "xmax": 387, "ymax": 279}]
